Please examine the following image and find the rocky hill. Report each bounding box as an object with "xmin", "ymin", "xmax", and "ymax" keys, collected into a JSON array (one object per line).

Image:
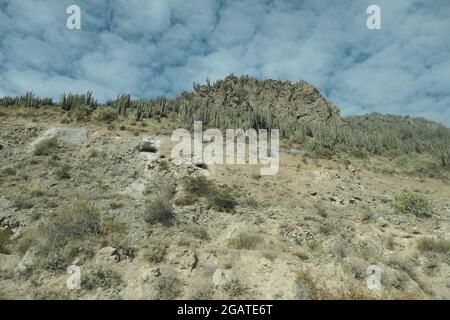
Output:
[{"xmin": 189, "ymin": 74, "xmax": 342, "ymax": 125}]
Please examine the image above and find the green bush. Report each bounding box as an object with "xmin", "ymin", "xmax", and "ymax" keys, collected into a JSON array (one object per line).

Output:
[
  {"xmin": 182, "ymin": 176, "xmax": 237, "ymax": 212},
  {"xmin": 33, "ymin": 138, "xmax": 59, "ymax": 156},
  {"xmin": 22, "ymin": 202, "xmax": 105, "ymax": 271},
  {"xmin": 144, "ymin": 196, "xmax": 173, "ymax": 226},
  {"xmin": 0, "ymin": 167, "xmax": 16, "ymax": 176},
  {"xmin": 55, "ymin": 163, "xmax": 71, "ymax": 179},
  {"xmin": 82, "ymin": 265, "xmax": 122, "ymax": 290},
  {"xmin": 417, "ymin": 237, "xmax": 450, "ymax": 254},
  {"xmin": 228, "ymin": 232, "xmax": 261, "ymax": 250},
  {"xmin": 96, "ymin": 107, "xmax": 118, "ymax": 124},
  {"xmin": 208, "ymin": 185, "xmax": 237, "ymax": 212},
  {"xmin": 13, "ymin": 196, "xmax": 34, "ymax": 210},
  {"xmin": 392, "ymin": 192, "xmax": 433, "ymax": 218},
  {"xmin": 153, "ymin": 275, "xmax": 182, "ymax": 300},
  {"xmin": 183, "ymin": 175, "xmax": 216, "ymax": 196},
  {"xmin": 0, "ymin": 228, "xmax": 12, "ymax": 254},
  {"xmin": 144, "ymin": 242, "xmax": 167, "ymax": 263}
]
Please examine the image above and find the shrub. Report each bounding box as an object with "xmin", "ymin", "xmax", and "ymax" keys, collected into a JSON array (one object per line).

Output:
[
  {"xmin": 417, "ymin": 238, "xmax": 450, "ymax": 254},
  {"xmin": 145, "ymin": 171, "xmax": 177, "ymax": 199},
  {"xmin": 295, "ymin": 271, "xmax": 319, "ymax": 300},
  {"xmin": 183, "ymin": 176, "xmax": 237, "ymax": 212},
  {"xmin": 208, "ymin": 185, "xmax": 237, "ymax": 212},
  {"xmin": 183, "ymin": 175, "xmax": 215, "ymax": 196},
  {"xmin": 313, "ymin": 202, "xmax": 327, "ymax": 218},
  {"xmin": 186, "ymin": 224, "xmax": 209, "ymax": 240},
  {"xmin": 24, "ymin": 202, "xmax": 104, "ymax": 271},
  {"xmin": 110, "ymin": 200, "xmax": 126, "ymax": 210},
  {"xmin": 153, "ymin": 275, "xmax": 182, "ymax": 300},
  {"xmin": 222, "ymin": 278, "xmax": 245, "ymax": 296},
  {"xmin": 42, "ymin": 202, "xmax": 102, "ymax": 245},
  {"xmin": 13, "ymin": 197, "xmax": 34, "ymax": 209},
  {"xmin": 82, "ymin": 265, "xmax": 122, "ymax": 290},
  {"xmin": 191, "ymin": 281, "xmax": 214, "ymax": 300},
  {"xmin": 144, "ymin": 242, "xmax": 167, "ymax": 263},
  {"xmin": 55, "ymin": 163, "xmax": 71, "ymax": 180},
  {"xmin": 73, "ymin": 108, "xmax": 91, "ymax": 122},
  {"xmin": 0, "ymin": 228, "xmax": 12, "ymax": 254},
  {"xmin": 0, "ymin": 167, "xmax": 16, "ymax": 176},
  {"xmin": 30, "ymin": 186, "xmax": 45, "ymax": 197},
  {"xmin": 144, "ymin": 196, "xmax": 174, "ymax": 226},
  {"xmin": 392, "ymin": 192, "xmax": 433, "ymax": 218},
  {"xmin": 228, "ymin": 232, "xmax": 261, "ymax": 250},
  {"xmin": 96, "ymin": 107, "xmax": 118, "ymax": 124},
  {"xmin": 33, "ymin": 138, "xmax": 59, "ymax": 156},
  {"xmin": 158, "ymin": 160, "xmax": 169, "ymax": 171}
]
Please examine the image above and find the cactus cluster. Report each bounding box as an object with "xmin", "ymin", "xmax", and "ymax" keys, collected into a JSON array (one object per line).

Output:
[
  {"xmin": 0, "ymin": 91, "xmax": 52, "ymax": 107},
  {"xmin": 60, "ymin": 91, "xmax": 98, "ymax": 111}
]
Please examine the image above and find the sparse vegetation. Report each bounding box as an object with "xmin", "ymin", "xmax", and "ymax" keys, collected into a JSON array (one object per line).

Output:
[
  {"xmin": 313, "ymin": 202, "xmax": 328, "ymax": 218},
  {"xmin": 0, "ymin": 228, "xmax": 12, "ymax": 254},
  {"xmin": 228, "ymin": 232, "xmax": 261, "ymax": 250},
  {"xmin": 392, "ymin": 192, "xmax": 433, "ymax": 218},
  {"xmin": 183, "ymin": 176, "xmax": 237, "ymax": 212},
  {"xmin": 144, "ymin": 196, "xmax": 174, "ymax": 226},
  {"xmin": 222, "ymin": 278, "xmax": 245, "ymax": 296},
  {"xmin": 96, "ymin": 107, "xmax": 118, "ymax": 124},
  {"xmin": 13, "ymin": 196, "xmax": 34, "ymax": 210},
  {"xmin": 1, "ymin": 76, "xmax": 449, "ymax": 300},
  {"xmin": 0, "ymin": 166, "xmax": 16, "ymax": 176},
  {"xmin": 19, "ymin": 201, "xmax": 112, "ymax": 271},
  {"xmin": 185, "ymin": 223, "xmax": 209, "ymax": 240},
  {"xmin": 110, "ymin": 199, "xmax": 126, "ymax": 210},
  {"xmin": 55, "ymin": 163, "xmax": 71, "ymax": 180},
  {"xmin": 33, "ymin": 138, "xmax": 59, "ymax": 156},
  {"xmin": 417, "ymin": 237, "xmax": 450, "ymax": 254},
  {"xmin": 144, "ymin": 242, "xmax": 168, "ymax": 263},
  {"xmin": 295, "ymin": 271, "xmax": 320, "ymax": 299},
  {"xmin": 82, "ymin": 265, "xmax": 122, "ymax": 290},
  {"xmin": 153, "ymin": 275, "xmax": 182, "ymax": 300}
]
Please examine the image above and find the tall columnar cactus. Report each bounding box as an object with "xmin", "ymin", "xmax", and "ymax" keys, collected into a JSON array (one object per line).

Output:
[
  {"xmin": 116, "ymin": 94, "xmax": 131, "ymax": 115},
  {"xmin": 60, "ymin": 91, "xmax": 98, "ymax": 111},
  {"xmin": 431, "ymin": 141, "xmax": 450, "ymax": 167},
  {"xmin": 136, "ymin": 101, "xmax": 145, "ymax": 121}
]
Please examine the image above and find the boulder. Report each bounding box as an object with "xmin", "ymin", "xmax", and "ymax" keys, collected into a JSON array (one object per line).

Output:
[
  {"xmin": 36, "ymin": 127, "xmax": 87, "ymax": 145},
  {"xmin": 137, "ymin": 140, "xmax": 157, "ymax": 153}
]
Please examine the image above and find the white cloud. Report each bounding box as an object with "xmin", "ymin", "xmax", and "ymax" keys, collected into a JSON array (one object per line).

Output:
[{"xmin": 0, "ymin": 0, "xmax": 449, "ymax": 125}]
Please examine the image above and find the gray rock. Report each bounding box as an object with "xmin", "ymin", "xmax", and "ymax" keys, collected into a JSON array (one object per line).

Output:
[
  {"xmin": 37, "ymin": 127, "xmax": 87, "ymax": 145},
  {"xmin": 137, "ymin": 140, "xmax": 157, "ymax": 153}
]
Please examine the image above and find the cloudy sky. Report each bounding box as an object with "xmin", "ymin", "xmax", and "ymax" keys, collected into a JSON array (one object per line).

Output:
[{"xmin": 0, "ymin": 0, "xmax": 449, "ymax": 125}]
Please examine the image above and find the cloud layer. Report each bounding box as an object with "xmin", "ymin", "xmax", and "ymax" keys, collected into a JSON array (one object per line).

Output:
[{"xmin": 0, "ymin": 0, "xmax": 449, "ymax": 125}]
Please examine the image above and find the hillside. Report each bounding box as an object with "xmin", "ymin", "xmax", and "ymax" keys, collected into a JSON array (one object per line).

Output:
[{"xmin": 0, "ymin": 77, "xmax": 449, "ymax": 300}]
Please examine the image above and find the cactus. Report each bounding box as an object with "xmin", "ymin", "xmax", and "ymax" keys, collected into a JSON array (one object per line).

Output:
[{"xmin": 60, "ymin": 91, "xmax": 98, "ymax": 111}]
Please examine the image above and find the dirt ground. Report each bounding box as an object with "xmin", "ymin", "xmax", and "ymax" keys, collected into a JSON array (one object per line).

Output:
[{"xmin": 0, "ymin": 107, "xmax": 449, "ymax": 299}]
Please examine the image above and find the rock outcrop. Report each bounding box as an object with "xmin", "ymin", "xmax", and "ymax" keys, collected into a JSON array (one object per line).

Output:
[{"xmin": 190, "ymin": 74, "xmax": 342, "ymax": 124}]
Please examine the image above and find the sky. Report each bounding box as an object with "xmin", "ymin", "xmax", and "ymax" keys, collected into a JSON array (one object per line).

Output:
[{"xmin": 0, "ymin": 0, "xmax": 449, "ymax": 125}]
